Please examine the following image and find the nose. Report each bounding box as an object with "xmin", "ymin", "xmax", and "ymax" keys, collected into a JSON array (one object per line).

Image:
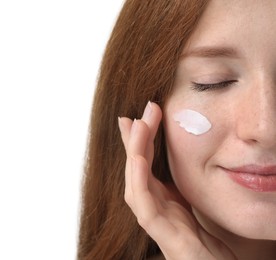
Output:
[{"xmin": 236, "ymin": 78, "xmax": 276, "ymax": 148}]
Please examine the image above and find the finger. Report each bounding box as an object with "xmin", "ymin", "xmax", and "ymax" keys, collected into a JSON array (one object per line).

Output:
[
  {"xmin": 127, "ymin": 119, "xmax": 150, "ymax": 156},
  {"xmin": 118, "ymin": 117, "xmax": 132, "ymax": 149},
  {"xmin": 124, "ymin": 119, "xmax": 151, "ymax": 207},
  {"xmin": 141, "ymin": 102, "xmax": 162, "ymax": 169},
  {"xmin": 121, "ymin": 103, "xmax": 162, "ymax": 209},
  {"xmin": 118, "ymin": 102, "xmax": 162, "ymax": 160},
  {"xmin": 118, "ymin": 117, "xmax": 134, "ymax": 203},
  {"xmin": 130, "ymin": 154, "xmax": 159, "ymax": 216},
  {"xmin": 141, "ymin": 101, "xmax": 162, "ymax": 142}
]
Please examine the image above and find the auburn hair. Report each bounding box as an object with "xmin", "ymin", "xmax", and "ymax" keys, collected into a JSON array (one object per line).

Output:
[{"xmin": 78, "ymin": 1, "xmax": 209, "ymax": 259}]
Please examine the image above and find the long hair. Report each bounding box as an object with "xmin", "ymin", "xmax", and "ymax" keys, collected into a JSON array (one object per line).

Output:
[{"xmin": 78, "ymin": 1, "xmax": 209, "ymax": 259}]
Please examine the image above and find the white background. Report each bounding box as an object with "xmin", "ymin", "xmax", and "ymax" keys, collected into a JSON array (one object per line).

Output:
[{"xmin": 0, "ymin": 1, "xmax": 124, "ymax": 259}]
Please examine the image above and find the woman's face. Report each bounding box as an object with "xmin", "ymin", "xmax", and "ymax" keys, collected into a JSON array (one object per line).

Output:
[{"xmin": 164, "ymin": 0, "xmax": 276, "ymax": 240}]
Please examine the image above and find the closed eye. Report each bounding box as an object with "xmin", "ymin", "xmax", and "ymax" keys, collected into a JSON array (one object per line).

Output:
[{"xmin": 191, "ymin": 80, "xmax": 238, "ymax": 92}]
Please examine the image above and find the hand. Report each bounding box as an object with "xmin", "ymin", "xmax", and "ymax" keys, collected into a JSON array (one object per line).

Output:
[{"xmin": 118, "ymin": 102, "xmax": 236, "ymax": 260}]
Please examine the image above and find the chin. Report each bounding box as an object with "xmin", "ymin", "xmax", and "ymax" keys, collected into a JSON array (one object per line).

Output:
[
  {"xmin": 193, "ymin": 206, "xmax": 276, "ymax": 241},
  {"xmin": 234, "ymin": 224, "xmax": 276, "ymax": 240},
  {"xmin": 222, "ymin": 212, "xmax": 276, "ymax": 240}
]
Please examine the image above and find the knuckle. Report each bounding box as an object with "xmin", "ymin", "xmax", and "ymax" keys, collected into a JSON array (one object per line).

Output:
[{"xmin": 137, "ymin": 213, "xmax": 153, "ymax": 230}]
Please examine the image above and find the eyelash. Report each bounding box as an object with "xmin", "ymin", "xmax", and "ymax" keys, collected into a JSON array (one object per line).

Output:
[{"xmin": 191, "ymin": 80, "xmax": 238, "ymax": 92}]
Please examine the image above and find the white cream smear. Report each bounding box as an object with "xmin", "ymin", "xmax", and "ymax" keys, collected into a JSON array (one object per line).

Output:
[{"xmin": 173, "ymin": 109, "xmax": 212, "ymax": 135}]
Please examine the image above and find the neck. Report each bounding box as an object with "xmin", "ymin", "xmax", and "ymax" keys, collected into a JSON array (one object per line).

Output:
[{"xmin": 193, "ymin": 209, "xmax": 276, "ymax": 260}]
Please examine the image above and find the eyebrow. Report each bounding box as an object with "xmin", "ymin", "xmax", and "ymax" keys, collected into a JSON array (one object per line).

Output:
[{"xmin": 181, "ymin": 46, "xmax": 241, "ymax": 59}]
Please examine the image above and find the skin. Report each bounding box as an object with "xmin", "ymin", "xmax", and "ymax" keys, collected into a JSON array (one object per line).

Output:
[{"xmin": 119, "ymin": 0, "xmax": 276, "ymax": 259}]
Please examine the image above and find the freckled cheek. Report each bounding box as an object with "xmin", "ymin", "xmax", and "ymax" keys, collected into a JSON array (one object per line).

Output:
[
  {"xmin": 166, "ymin": 124, "xmax": 214, "ymax": 166},
  {"xmin": 165, "ymin": 126, "xmax": 205, "ymax": 196},
  {"xmin": 165, "ymin": 114, "xmax": 228, "ymax": 179},
  {"xmin": 166, "ymin": 123, "xmax": 199, "ymax": 173},
  {"xmin": 165, "ymin": 123, "xmax": 223, "ymax": 199}
]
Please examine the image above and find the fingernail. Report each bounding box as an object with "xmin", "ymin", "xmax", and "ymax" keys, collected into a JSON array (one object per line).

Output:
[{"xmin": 142, "ymin": 101, "xmax": 152, "ymax": 122}]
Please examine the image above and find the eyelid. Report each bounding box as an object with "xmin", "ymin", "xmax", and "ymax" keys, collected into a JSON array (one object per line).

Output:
[{"xmin": 191, "ymin": 80, "xmax": 238, "ymax": 92}]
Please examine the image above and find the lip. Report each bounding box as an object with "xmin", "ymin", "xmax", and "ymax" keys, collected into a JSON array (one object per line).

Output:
[{"xmin": 222, "ymin": 165, "xmax": 276, "ymax": 192}]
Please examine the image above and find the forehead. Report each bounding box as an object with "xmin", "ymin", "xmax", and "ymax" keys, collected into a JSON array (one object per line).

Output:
[{"xmin": 183, "ymin": 0, "xmax": 276, "ymax": 54}]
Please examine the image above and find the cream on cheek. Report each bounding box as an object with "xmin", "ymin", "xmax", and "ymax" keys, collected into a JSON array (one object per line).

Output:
[{"xmin": 173, "ymin": 109, "xmax": 212, "ymax": 135}]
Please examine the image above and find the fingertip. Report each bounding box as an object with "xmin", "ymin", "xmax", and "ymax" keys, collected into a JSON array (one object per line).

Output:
[
  {"xmin": 142, "ymin": 101, "xmax": 153, "ymax": 123},
  {"xmin": 142, "ymin": 102, "xmax": 161, "ymax": 123},
  {"xmin": 150, "ymin": 101, "xmax": 163, "ymax": 119},
  {"xmin": 118, "ymin": 117, "xmax": 133, "ymax": 148},
  {"xmin": 118, "ymin": 117, "xmax": 133, "ymax": 131}
]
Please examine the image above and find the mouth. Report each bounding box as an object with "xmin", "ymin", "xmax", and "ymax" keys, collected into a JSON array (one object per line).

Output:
[{"xmin": 221, "ymin": 165, "xmax": 276, "ymax": 192}]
